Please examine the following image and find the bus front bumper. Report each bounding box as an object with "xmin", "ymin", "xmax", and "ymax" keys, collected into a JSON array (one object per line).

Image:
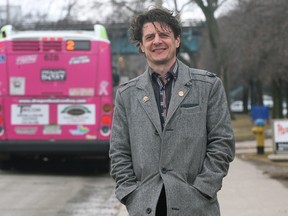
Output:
[{"xmin": 0, "ymin": 140, "xmax": 110, "ymax": 157}]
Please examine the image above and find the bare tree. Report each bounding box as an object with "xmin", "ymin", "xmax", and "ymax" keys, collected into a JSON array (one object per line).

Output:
[
  {"xmin": 188, "ymin": 0, "xmax": 233, "ymax": 117},
  {"xmin": 61, "ymin": 0, "xmax": 78, "ymax": 21},
  {"xmin": 217, "ymin": 0, "xmax": 288, "ymax": 118}
]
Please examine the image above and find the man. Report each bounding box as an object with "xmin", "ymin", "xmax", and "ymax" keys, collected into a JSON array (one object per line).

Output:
[{"xmin": 109, "ymin": 7, "xmax": 235, "ymax": 216}]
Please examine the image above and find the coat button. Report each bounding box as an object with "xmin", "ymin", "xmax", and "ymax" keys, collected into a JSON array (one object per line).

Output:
[
  {"xmin": 154, "ymin": 130, "xmax": 159, "ymax": 136},
  {"xmin": 146, "ymin": 208, "xmax": 152, "ymax": 214},
  {"xmin": 161, "ymin": 168, "xmax": 167, "ymax": 174}
]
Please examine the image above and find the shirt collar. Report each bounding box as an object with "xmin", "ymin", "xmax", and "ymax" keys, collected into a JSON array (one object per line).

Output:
[{"xmin": 149, "ymin": 60, "xmax": 178, "ymax": 81}]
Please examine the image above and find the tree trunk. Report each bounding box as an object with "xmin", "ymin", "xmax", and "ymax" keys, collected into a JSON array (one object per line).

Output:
[
  {"xmin": 285, "ymin": 82, "xmax": 288, "ymax": 118},
  {"xmin": 194, "ymin": 0, "xmax": 232, "ymax": 117},
  {"xmin": 272, "ymin": 78, "xmax": 283, "ymax": 119},
  {"xmin": 243, "ymin": 85, "xmax": 249, "ymax": 113},
  {"xmin": 255, "ymin": 79, "xmax": 263, "ymax": 106}
]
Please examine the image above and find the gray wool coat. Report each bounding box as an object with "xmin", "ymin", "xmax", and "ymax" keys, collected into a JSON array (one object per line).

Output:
[{"xmin": 109, "ymin": 60, "xmax": 235, "ymax": 216}]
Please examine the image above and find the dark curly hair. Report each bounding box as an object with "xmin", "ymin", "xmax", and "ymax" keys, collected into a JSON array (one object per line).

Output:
[{"xmin": 129, "ymin": 7, "xmax": 182, "ymax": 55}]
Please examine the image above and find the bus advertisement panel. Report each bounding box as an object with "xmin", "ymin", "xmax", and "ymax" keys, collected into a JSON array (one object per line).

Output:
[{"xmin": 0, "ymin": 25, "xmax": 115, "ymax": 171}]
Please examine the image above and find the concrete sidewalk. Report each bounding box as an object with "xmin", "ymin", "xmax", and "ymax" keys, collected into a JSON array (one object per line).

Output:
[
  {"xmin": 218, "ymin": 157, "xmax": 288, "ymax": 216},
  {"xmin": 116, "ymin": 140, "xmax": 288, "ymax": 215}
]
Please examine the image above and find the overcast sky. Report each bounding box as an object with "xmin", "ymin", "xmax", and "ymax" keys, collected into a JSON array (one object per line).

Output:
[{"xmin": 5, "ymin": 0, "xmax": 237, "ymax": 23}]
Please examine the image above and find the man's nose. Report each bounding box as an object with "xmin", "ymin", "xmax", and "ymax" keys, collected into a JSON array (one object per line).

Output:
[{"xmin": 153, "ymin": 34, "xmax": 162, "ymax": 44}]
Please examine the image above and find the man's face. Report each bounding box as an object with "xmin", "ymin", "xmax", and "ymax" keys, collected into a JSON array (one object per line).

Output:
[{"xmin": 140, "ymin": 22, "xmax": 180, "ymax": 67}]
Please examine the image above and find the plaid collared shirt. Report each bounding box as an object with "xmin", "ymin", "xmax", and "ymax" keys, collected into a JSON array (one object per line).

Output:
[{"xmin": 150, "ymin": 61, "xmax": 178, "ymax": 129}]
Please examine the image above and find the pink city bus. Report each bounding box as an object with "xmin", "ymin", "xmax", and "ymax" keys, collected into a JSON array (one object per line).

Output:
[{"xmin": 0, "ymin": 24, "xmax": 117, "ymax": 171}]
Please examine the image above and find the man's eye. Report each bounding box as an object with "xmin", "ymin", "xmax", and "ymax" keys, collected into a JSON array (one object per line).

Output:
[
  {"xmin": 146, "ymin": 35, "xmax": 154, "ymax": 40},
  {"xmin": 160, "ymin": 33, "xmax": 169, "ymax": 38}
]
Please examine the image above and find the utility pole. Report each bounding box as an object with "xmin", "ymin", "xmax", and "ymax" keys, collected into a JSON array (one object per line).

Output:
[{"xmin": 6, "ymin": 0, "xmax": 10, "ymax": 24}]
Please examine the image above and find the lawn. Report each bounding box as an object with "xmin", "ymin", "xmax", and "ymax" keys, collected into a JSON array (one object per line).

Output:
[{"xmin": 231, "ymin": 113, "xmax": 272, "ymax": 142}]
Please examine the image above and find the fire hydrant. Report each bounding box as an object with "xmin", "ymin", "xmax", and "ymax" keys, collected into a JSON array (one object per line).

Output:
[{"xmin": 252, "ymin": 118, "xmax": 265, "ymax": 154}]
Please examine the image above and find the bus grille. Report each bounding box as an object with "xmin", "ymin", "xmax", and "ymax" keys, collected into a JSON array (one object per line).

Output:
[
  {"xmin": 43, "ymin": 41, "xmax": 62, "ymax": 51},
  {"xmin": 12, "ymin": 41, "xmax": 40, "ymax": 51},
  {"xmin": 12, "ymin": 41, "xmax": 62, "ymax": 52}
]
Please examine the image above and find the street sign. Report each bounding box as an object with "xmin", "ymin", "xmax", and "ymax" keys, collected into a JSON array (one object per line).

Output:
[{"xmin": 273, "ymin": 119, "xmax": 288, "ymax": 153}]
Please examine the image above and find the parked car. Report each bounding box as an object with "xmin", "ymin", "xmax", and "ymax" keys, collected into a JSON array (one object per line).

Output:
[
  {"xmin": 263, "ymin": 95, "xmax": 273, "ymax": 108},
  {"xmin": 230, "ymin": 100, "xmax": 245, "ymax": 112}
]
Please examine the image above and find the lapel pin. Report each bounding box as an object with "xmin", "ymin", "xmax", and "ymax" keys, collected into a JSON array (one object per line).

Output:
[
  {"xmin": 178, "ymin": 91, "xmax": 184, "ymax": 97},
  {"xmin": 143, "ymin": 96, "xmax": 149, "ymax": 102}
]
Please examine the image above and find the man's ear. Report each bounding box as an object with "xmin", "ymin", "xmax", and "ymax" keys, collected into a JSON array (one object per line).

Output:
[
  {"xmin": 140, "ymin": 43, "xmax": 145, "ymax": 53},
  {"xmin": 176, "ymin": 36, "xmax": 180, "ymax": 48}
]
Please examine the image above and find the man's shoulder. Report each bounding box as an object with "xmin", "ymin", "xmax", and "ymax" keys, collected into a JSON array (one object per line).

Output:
[
  {"xmin": 178, "ymin": 60, "xmax": 217, "ymax": 83},
  {"xmin": 187, "ymin": 67, "xmax": 218, "ymax": 84},
  {"xmin": 117, "ymin": 75, "xmax": 140, "ymax": 93},
  {"xmin": 190, "ymin": 68, "xmax": 217, "ymax": 78}
]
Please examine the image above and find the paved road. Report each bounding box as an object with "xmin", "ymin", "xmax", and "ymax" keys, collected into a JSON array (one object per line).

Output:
[
  {"xmin": 116, "ymin": 139, "xmax": 288, "ymax": 216},
  {"xmin": 2, "ymin": 140, "xmax": 286, "ymax": 216},
  {"xmin": 0, "ymin": 165, "xmax": 119, "ymax": 216}
]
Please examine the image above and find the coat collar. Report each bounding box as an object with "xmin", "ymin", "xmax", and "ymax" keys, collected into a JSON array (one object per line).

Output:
[{"xmin": 135, "ymin": 60, "xmax": 192, "ymax": 133}]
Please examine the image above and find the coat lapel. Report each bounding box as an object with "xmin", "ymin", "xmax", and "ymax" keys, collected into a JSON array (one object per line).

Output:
[
  {"xmin": 135, "ymin": 61, "xmax": 192, "ymax": 133},
  {"xmin": 165, "ymin": 61, "xmax": 192, "ymax": 126},
  {"xmin": 136, "ymin": 71, "xmax": 162, "ymax": 134}
]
